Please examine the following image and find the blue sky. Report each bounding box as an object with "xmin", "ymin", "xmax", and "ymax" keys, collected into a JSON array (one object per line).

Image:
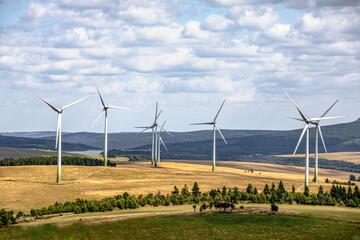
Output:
[{"xmin": 0, "ymin": 0, "xmax": 359, "ymax": 133}]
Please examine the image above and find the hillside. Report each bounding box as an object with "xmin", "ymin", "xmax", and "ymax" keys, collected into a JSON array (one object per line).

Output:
[
  {"xmin": 0, "ymin": 135, "xmax": 98, "ymax": 151},
  {"xmin": 131, "ymin": 118, "xmax": 360, "ymax": 158}
]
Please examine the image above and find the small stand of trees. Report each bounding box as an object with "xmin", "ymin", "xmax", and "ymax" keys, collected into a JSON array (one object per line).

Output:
[{"xmin": 0, "ymin": 156, "xmax": 116, "ymax": 167}]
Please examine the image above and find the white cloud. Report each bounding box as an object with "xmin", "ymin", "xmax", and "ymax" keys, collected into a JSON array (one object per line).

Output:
[
  {"xmin": 201, "ymin": 14, "xmax": 235, "ymax": 32},
  {"xmin": 228, "ymin": 5, "xmax": 279, "ymax": 30}
]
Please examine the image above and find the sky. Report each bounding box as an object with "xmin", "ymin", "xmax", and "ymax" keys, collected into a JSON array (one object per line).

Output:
[{"xmin": 0, "ymin": 0, "xmax": 359, "ymax": 133}]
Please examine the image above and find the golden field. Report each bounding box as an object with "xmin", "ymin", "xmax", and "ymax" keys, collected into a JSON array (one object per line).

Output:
[{"xmin": 1, "ymin": 160, "xmax": 358, "ymax": 212}]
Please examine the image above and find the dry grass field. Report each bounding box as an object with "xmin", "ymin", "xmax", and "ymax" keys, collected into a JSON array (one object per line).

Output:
[
  {"xmin": 278, "ymin": 151, "xmax": 360, "ymax": 164},
  {"xmin": 1, "ymin": 160, "xmax": 358, "ymax": 212}
]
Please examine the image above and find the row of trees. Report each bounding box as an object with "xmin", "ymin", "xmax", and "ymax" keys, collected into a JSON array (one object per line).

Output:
[
  {"xmin": 0, "ymin": 156, "xmax": 116, "ymax": 167},
  {"xmin": 2, "ymin": 181, "xmax": 360, "ymax": 226}
]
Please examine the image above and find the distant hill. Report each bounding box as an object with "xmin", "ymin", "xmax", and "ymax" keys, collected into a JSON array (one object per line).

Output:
[
  {"xmin": 1, "ymin": 118, "xmax": 359, "ymax": 157},
  {"xmin": 130, "ymin": 118, "xmax": 360, "ymax": 159},
  {"xmin": 0, "ymin": 135, "xmax": 99, "ymax": 151}
]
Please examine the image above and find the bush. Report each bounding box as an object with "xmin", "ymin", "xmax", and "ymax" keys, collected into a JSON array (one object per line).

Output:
[{"xmin": 271, "ymin": 202, "xmax": 278, "ymax": 212}]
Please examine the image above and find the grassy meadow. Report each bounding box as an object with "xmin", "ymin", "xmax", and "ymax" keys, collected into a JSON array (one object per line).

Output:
[
  {"xmin": 1, "ymin": 204, "xmax": 360, "ymax": 240},
  {"xmin": 1, "ymin": 159, "xmax": 358, "ymax": 212}
]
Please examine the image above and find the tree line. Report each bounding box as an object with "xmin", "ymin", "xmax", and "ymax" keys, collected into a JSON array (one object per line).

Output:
[
  {"xmin": 2, "ymin": 181, "xmax": 360, "ymax": 226},
  {"xmin": 0, "ymin": 156, "xmax": 116, "ymax": 167}
]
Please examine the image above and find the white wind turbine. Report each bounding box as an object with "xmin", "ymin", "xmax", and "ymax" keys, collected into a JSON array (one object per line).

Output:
[
  {"xmin": 136, "ymin": 102, "xmax": 162, "ymax": 167},
  {"xmin": 88, "ymin": 87, "xmax": 128, "ymax": 167},
  {"xmin": 30, "ymin": 91, "xmax": 91, "ymax": 183},
  {"xmin": 190, "ymin": 99, "xmax": 227, "ymax": 171},
  {"xmin": 157, "ymin": 120, "xmax": 172, "ymax": 163},
  {"xmin": 285, "ymin": 91, "xmax": 343, "ymax": 186}
]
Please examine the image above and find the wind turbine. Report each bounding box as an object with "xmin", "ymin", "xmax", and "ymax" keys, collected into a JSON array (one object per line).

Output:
[
  {"xmin": 190, "ymin": 99, "xmax": 227, "ymax": 171},
  {"xmin": 136, "ymin": 102, "xmax": 168, "ymax": 167},
  {"xmin": 30, "ymin": 91, "xmax": 91, "ymax": 183},
  {"xmin": 157, "ymin": 120, "xmax": 172, "ymax": 163},
  {"xmin": 285, "ymin": 91, "xmax": 343, "ymax": 186},
  {"xmin": 88, "ymin": 87, "xmax": 128, "ymax": 167}
]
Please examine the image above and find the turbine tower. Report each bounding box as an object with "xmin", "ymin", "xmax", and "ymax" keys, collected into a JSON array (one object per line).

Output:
[
  {"xmin": 157, "ymin": 120, "xmax": 170, "ymax": 163},
  {"xmin": 30, "ymin": 91, "xmax": 91, "ymax": 183},
  {"xmin": 88, "ymin": 87, "xmax": 128, "ymax": 167},
  {"xmin": 136, "ymin": 102, "xmax": 162, "ymax": 167},
  {"xmin": 285, "ymin": 91, "xmax": 342, "ymax": 186},
  {"xmin": 190, "ymin": 99, "xmax": 227, "ymax": 171},
  {"xmin": 310, "ymin": 100, "xmax": 340, "ymax": 183}
]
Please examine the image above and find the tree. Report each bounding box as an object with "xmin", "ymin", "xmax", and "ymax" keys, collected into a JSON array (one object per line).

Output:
[
  {"xmin": 271, "ymin": 183, "xmax": 276, "ymax": 192},
  {"xmin": 181, "ymin": 184, "xmax": 190, "ymax": 198},
  {"xmin": 325, "ymin": 178, "xmax": 330, "ymax": 183},
  {"xmin": 349, "ymin": 175, "xmax": 356, "ymax": 181},
  {"xmin": 304, "ymin": 186, "xmax": 310, "ymax": 197},
  {"xmin": 193, "ymin": 205, "xmax": 196, "ymax": 212},
  {"xmin": 254, "ymin": 187, "xmax": 258, "ymax": 195},
  {"xmin": 192, "ymin": 182, "xmax": 201, "ymax": 197},
  {"xmin": 221, "ymin": 186, "xmax": 227, "ymax": 197},
  {"xmin": 172, "ymin": 186, "xmax": 179, "ymax": 195},
  {"xmin": 278, "ymin": 181, "xmax": 286, "ymax": 194},
  {"xmin": 292, "ymin": 185, "xmax": 296, "ymax": 193},
  {"xmin": 271, "ymin": 202, "xmax": 278, "ymax": 212},
  {"xmin": 246, "ymin": 183, "xmax": 253, "ymax": 194},
  {"xmin": 263, "ymin": 184, "xmax": 270, "ymax": 194},
  {"xmin": 318, "ymin": 185, "xmax": 324, "ymax": 195}
]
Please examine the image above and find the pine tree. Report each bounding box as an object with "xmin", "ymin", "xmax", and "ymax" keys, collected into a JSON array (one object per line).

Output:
[
  {"xmin": 181, "ymin": 184, "xmax": 191, "ymax": 197},
  {"xmin": 221, "ymin": 186, "xmax": 227, "ymax": 197},
  {"xmin": 263, "ymin": 184, "xmax": 270, "ymax": 194},
  {"xmin": 246, "ymin": 184, "xmax": 253, "ymax": 194},
  {"xmin": 292, "ymin": 185, "xmax": 295, "ymax": 193},
  {"xmin": 254, "ymin": 187, "xmax": 258, "ymax": 195},
  {"xmin": 191, "ymin": 182, "xmax": 201, "ymax": 197},
  {"xmin": 304, "ymin": 186, "xmax": 310, "ymax": 197},
  {"xmin": 172, "ymin": 186, "xmax": 179, "ymax": 195},
  {"xmin": 278, "ymin": 181, "xmax": 286, "ymax": 194},
  {"xmin": 271, "ymin": 183, "xmax": 276, "ymax": 192}
]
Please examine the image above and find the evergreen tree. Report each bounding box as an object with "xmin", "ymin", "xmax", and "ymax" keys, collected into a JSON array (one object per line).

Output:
[
  {"xmin": 278, "ymin": 181, "xmax": 286, "ymax": 194},
  {"xmin": 192, "ymin": 182, "xmax": 201, "ymax": 197},
  {"xmin": 172, "ymin": 186, "xmax": 179, "ymax": 195},
  {"xmin": 271, "ymin": 183, "xmax": 276, "ymax": 192},
  {"xmin": 318, "ymin": 185, "xmax": 324, "ymax": 195},
  {"xmin": 304, "ymin": 186, "xmax": 310, "ymax": 197},
  {"xmin": 254, "ymin": 187, "xmax": 258, "ymax": 195},
  {"xmin": 246, "ymin": 184, "xmax": 253, "ymax": 194},
  {"xmin": 181, "ymin": 184, "xmax": 191, "ymax": 197},
  {"xmin": 349, "ymin": 175, "xmax": 356, "ymax": 181},
  {"xmin": 221, "ymin": 186, "xmax": 227, "ymax": 197},
  {"xmin": 292, "ymin": 185, "xmax": 295, "ymax": 193},
  {"xmin": 263, "ymin": 184, "xmax": 270, "ymax": 194}
]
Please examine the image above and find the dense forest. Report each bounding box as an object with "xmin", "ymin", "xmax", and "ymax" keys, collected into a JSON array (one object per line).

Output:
[
  {"xmin": 0, "ymin": 156, "xmax": 116, "ymax": 167},
  {"xmin": 2, "ymin": 181, "xmax": 359, "ymax": 226}
]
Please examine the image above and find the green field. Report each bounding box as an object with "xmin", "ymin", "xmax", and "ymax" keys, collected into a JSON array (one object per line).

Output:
[{"xmin": 1, "ymin": 211, "xmax": 359, "ymax": 240}]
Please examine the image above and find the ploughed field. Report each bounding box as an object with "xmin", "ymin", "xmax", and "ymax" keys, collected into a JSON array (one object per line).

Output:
[{"xmin": 1, "ymin": 160, "xmax": 358, "ymax": 212}]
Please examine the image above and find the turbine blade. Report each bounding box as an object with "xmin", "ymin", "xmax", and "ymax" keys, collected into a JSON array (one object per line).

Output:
[
  {"xmin": 88, "ymin": 110, "xmax": 105, "ymax": 132},
  {"xmin": 284, "ymin": 91, "xmax": 307, "ymax": 121},
  {"xmin": 213, "ymin": 99, "xmax": 226, "ymax": 122},
  {"xmin": 107, "ymin": 105, "xmax": 130, "ymax": 110},
  {"xmin": 288, "ymin": 117, "xmax": 304, "ymax": 122},
  {"xmin": 215, "ymin": 124, "xmax": 227, "ymax": 144},
  {"xmin": 159, "ymin": 136, "xmax": 168, "ymax": 151},
  {"xmin": 61, "ymin": 94, "xmax": 92, "ymax": 110},
  {"xmin": 154, "ymin": 102, "xmax": 158, "ymax": 122},
  {"xmin": 190, "ymin": 122, "xmax": 214, "ymax": 125},
  {"xmin": 318, "ymin": 124, "xmax": 327, "ymax": 153},
  {"xmin": 137, "ymin": 127, "xmax": 151, "ymax": 135},
  {"xmin": 309, "ymin": 116, "xmax": 344, "ymax": 121},
  {"xmin": 293, "ymin": 124, "xmax": 309, "ymax": 156},
  {"xmin": 135, "ymin": 126, "xmax": 152, "ymax": 129},
  {"xmin": 321, "ymin": 100, "xmax": 339, "ymax": 118},
  {"xmin": 29, "ymin": 90, "xmax": 60, "ymax": 113},
  {"xmin": 55, "ymin": 114, "xmax": 61, "ymax": 149},
  {"xmin": 163, "ymin": 127, "xmax": 173, "ymax": 137},
  {"xmin": 159, "ymin": 120, "xmax": 166, "ymax": 134},
  {"xmin": 96, "ymin": 86, "xmax": 106, "ymax": 107},
  {"xmin": 156, "ymin": 110, "xmax": 162, "ymax": 121}
]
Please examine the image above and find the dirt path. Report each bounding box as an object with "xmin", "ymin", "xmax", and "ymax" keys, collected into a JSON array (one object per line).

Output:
[{"xmin": 73, "ymin": 167, "xmax": 108, "ymax": 183}]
